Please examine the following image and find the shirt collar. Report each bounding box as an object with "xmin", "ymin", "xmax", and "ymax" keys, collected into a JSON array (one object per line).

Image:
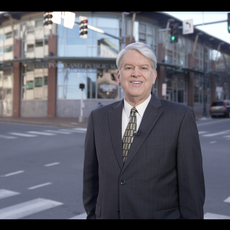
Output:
[{"xmin": 124, "ymin": 94, "xmax": 151, "ymax": 118}]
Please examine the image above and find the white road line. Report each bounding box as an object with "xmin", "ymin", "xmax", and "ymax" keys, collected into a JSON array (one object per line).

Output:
[
  {"xmin": 44, "ymin": 130, "xmax": 72, "ymax": 134},
  {"xmin": 224, "ymin": 196, "xmax": 230, "ymax": 203},
  {"xmin": 28, "ymin": 182, "xmax": 52, "ymax": 190},
  {"xmin": 0, "ymin": 134, "xmax": 18, "ymax": 139},
  {"xmin": 202, "ymin": 130, "xmax": 230, "ymax": 137},
  {"xmin": 44, "ymin": 162, "xmax": 60, "ymax": 167},
  {"xmin": 204, "ymin": 212, "xmax": 230, "ymax": 219},
  {"xmin": 198, "ymin": 131, "xmax": 209, "ymax": 135},
  {"xmin": 0, "ymin": 189, "xmax": 20, "ymax": 200},
  {"xmin": 0, "ymin": 198, "xmax": 62, "ymax": 219},
  {"xmin": 9, "ymin": 132, "xmax": 37, "ymax": 137},
  {"xmin": 3, "ymin": 170, "xmax": 24, "ymax": 177},
  {"xmin": 70, "ymin": 212, "xmax": 87, "ymax": 219},
  {"xmin": 73, "ymin": 128, "xmax": 87, "ymax": 132},
  {"xmin": 224, "ymin": 135, "xmax": 230, "ymax": 138},
  {"xmin": 27, "ymin": 131, "xmax": 56, "ymax": 136},
  {"xmin": 59, "ymin": 129, "xmax": 86, "ymax": 133},
  {"xmin": 197, "ymin": 119, "xmax": 229, "ymax": 127},
  {"xmin": 209, "ymin": 141, "xmax": 216, "ymax": 144}
]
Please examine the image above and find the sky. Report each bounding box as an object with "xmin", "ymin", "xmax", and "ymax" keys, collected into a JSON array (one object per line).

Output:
[{"xmin": 164, "ymin": 11, "xmax": 230, "ymax": 44}]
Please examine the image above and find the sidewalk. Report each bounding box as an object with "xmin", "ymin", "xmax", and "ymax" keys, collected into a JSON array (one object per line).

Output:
[
  {"xmin": 0, "ymin": 117, "xmax": 88, "ymax": 129},
  {"xmin": 0, "ymin": 113, "xmax": 206, "ymax": 129}
]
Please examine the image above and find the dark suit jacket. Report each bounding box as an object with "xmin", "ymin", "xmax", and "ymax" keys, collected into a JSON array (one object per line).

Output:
[{"xmin": 83, "ymin": 93, "xmax": 205, "ymax": 219}]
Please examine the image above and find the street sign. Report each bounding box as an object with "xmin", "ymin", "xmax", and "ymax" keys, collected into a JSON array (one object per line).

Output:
[
  {"xmin": 183, "ymin": 19, "xmax": 194, "ymax": 35},
  {"xmin": 162, "ymin": 83, "xmax": 167, "ymax": 96}
]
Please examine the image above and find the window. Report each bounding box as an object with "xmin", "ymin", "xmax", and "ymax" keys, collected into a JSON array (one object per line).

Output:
[
  {"xmin": 22, "ymin": 63, "xmax": 48, "ymax": 100},
  {"xmin": 5, "ymin": 31, "xmax": 12, "ymax": 39},
  {"xmin": 57, "ymin": 62, "xmax": 118, "ymax": 100},
  {"xmin": 58, "ymin": 15, "xmax": 119, "ymax": 58},
  {"xmin": 4, "ymin": 45, "xmax": 12, "ymax": 53},
  {"xmin": 21, "ymin": 19, "xmax": 49, "ymax": 58}
]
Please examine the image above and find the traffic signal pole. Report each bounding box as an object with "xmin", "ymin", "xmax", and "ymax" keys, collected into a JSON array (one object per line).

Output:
[{"xmin": 75, "ymin": 21, "xmax": 123, "ymax": 41}]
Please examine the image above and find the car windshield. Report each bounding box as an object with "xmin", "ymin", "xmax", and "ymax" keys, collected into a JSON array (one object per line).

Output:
[{"xmin": 212, "ymin": 102, "xmax": 223, "ymax": 106}]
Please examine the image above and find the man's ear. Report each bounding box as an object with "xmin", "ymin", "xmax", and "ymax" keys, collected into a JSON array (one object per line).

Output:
[
  {"xmin": 152, "ymin": 70, "xmax": 157, "ymax": 84},
  {"xmin": 117, "ymin": 70, "xmax": 121, "ymax": 84}
]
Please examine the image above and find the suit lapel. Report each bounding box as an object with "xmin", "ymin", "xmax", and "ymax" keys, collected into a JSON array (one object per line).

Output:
[
  {"xmin": 107, "ymin": 100, "xmax": 124, "ymax": 170},
  {"xmin": 122, "ymin": 94, "xmax": 163, "ymax": 171}
]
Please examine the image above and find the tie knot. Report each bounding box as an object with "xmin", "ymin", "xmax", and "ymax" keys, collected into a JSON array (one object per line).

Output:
[{"xmin": 130, "ymin": 107, "xmax": 137, "ymax": 117}]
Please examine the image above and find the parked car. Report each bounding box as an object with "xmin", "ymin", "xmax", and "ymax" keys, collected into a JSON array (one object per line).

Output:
[{"xmin": 209, "ymin": 100, "xmax": 230, "ymax": 118}]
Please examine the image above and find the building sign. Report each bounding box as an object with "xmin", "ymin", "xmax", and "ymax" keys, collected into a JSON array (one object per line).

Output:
[
  {"xmin": 49, "ymin": 62, "xmax": 117, "ymax": 71},
  {"xmin": 216, "ymin": 86, "xmax": 223, "ymax": 92},
  {"xmin": 162, "ymin": 83, "xmax": 167, "ymax": 96}
]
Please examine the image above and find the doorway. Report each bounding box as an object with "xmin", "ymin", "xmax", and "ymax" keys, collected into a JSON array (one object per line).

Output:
[{"xmin": 166, "ymin": 73, "xmax": 187, "ymax": 103}]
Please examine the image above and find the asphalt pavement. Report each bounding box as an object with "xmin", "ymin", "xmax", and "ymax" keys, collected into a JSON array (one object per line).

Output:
[{"xmin": 0, "ymin": 116, "xmax": 230, "ymax": 219}]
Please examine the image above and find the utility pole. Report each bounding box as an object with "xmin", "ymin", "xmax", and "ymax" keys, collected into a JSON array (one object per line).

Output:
[
  {"xmin": 203, "ymin": 43, "xmax": 207, "ymax": 117},
  {"xmin": 121, "ymin": 12, "xmax": 129, "ymax": 49}
]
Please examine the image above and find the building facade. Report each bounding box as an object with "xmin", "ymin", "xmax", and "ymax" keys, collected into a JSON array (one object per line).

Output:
[{"xmin": 0, "ymin": 11, "xmax": 230, "ymax": 118}]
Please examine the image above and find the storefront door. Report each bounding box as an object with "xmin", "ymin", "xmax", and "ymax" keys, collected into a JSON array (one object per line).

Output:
[{"xmin": 166, "ymin": 74, "xmax": 186, "ymax": 103}]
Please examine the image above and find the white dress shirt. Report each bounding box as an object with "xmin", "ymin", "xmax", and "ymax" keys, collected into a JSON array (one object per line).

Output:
[{"xmin": 122, "ymin": 94, "xmax": 151, "ymax": 138}]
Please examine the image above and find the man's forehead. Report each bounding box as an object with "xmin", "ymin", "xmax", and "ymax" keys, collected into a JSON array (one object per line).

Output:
[
  {"xmin": 124, "ymin": 63, "xmax": 150, "ymax": 67},
  {"xmin": 122, "ymin": 50, "xmax": 152, "ymax": 67}
]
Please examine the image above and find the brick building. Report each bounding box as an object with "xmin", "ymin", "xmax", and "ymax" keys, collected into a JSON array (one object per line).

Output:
[{"xmin": 0, "ymin": 11, "xmax": 229, "ymax": 118}]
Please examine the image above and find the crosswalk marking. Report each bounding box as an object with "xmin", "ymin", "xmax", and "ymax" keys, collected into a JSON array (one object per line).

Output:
[
  {"xmin": 224, "ymin": 196, "xmax": 230, "ymax": 203},
  {"xmin": 0, "ymin": 128, "xmax": 86, "ymax": 140},
  {"xmin": 44, "ymin": 162, "xmax": 60, "ymax": 167},
  {"xmin": 0, "ymin": 189, "xmax": 20, "ymax": 200},
  {"xmin": 28, "ymin": 182, "xmax": 52, "ymax": 190},
  {"xmin": 0, "ymin": 198, "xmax": 63, "ymax": 219},
  {"xmin": 9, "ymin": 132, "xmax": 37, "ymax": 137},
  {"xmin": 3, "ymin": 170, "xmax": 24, "ymax": 177},
  {"xmin": 202, "ymin": 130, "xmax": 230, "ymax": 137},
  {"xmin": 61, "ymin": 128, "xmax": 87, "ymax": 133},
  {"xmin": 27, "ymin": 131, "xmax": 56, "ymax": 136},
  {"xmin": 0, "ymin": 134, "xmax": 17, "ymax": 139},
  {"xmin": 204, "ymin": 213, "xmax": 230, "ymax": 219},
  {"xmin": 70, "ymin": 212, "xmax": 87, "ymax": 219},
  {"xmin": 198, "ymin": 131, "xmax": 209, "ymax": 135},
  {"xmin": 44, "ymin": 130, "xmax": 72, "ymax": 134}
]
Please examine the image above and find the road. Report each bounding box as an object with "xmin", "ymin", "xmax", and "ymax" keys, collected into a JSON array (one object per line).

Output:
[
  {"xmin": 0, "ymin": 117, "xmax": 229, "ymax": 219},
  {"xmin": 0, "ymin": 122, "xmax": 86, "ymax": 219},
  {"xmin": 196, "ymin": 118, "xmax": 230, "ymax": 219}
]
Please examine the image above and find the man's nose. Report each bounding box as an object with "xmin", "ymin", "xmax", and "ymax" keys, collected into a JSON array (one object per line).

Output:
[{"xmin": 132, "ymin": 67, "xmax": 141, "ymax": 77}]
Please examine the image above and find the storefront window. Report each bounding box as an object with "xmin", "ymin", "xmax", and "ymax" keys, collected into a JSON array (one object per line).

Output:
[
  {"xmin": 58, "ymin": 15, "xmax": 119, "ymax": 58},
  {"xmin": 165, "ymin": 72, "xmax": 186, "ymax": 103},
  {"xmin": 22, "ymin": 62, "xmax": 48, "ymax": 100},
  {"xmin": 97, "ymin": 70, "xmax": 118, "ymax": 99},
  {"xmin": 57, "ymin": 62, "xmax": 118, "ymax": 100},
  {"xmin": 194, "ymin": 74, "xmax": 210, "ymax": 104},
  {"xmin": 165, "ymin": 36, "xmax": 186, "ymax": 67}
]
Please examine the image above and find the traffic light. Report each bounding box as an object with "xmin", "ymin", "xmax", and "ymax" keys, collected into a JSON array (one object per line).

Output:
[
  {"xmin": 228, "ymin": 13, "xmax": 230, "ymax": 33},
  {"xmin": 170, "ymin": 25, "xmax": 178, "ymax": 43},
  {"xmin": 79, "ymin": 16, "xmax": 88, "ymax": 38},
  {"xmin": 170, "ymin": 24, "xmax": 178, "ymax": 43},
  {"xmin": 43, "ymin": 12, "xmax": 53, "ymax": 28}
]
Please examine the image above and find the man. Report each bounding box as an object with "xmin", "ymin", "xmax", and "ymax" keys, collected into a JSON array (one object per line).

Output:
[{"xmin": 83, "ymin": 42, "xmax": 205, "ymax": 219}]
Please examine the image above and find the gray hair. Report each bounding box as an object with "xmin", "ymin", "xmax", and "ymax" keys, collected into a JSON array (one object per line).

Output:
[{"xmin": 116, "ymin": 42, "xmax": 157, "ymax": 71}]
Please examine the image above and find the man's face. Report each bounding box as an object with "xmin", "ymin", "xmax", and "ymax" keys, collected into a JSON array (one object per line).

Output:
[{"xmin": 117, "ymin": 49, "xmax": 157, "ymax": 106}]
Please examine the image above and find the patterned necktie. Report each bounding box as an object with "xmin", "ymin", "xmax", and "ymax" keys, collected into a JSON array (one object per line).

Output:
[{"xmin": 122, "ymin": 107, "xmax": 138, "ymax": 164}]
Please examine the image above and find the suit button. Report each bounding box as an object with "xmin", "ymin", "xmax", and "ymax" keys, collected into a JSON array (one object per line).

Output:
[{"xmin": 120, "ymin": 180, "xmax": 126, "ymax": 185}]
